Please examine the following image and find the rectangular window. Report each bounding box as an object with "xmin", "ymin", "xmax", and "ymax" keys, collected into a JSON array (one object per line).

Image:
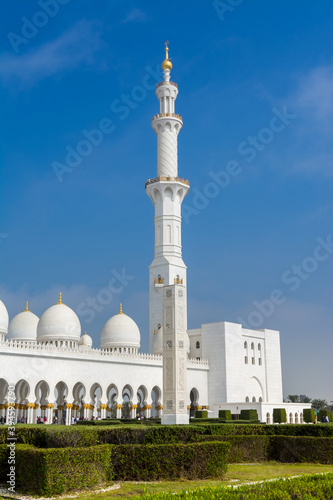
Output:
[
  {"xmin": 252, "ymin": 357, "xmax": 255, "ymax": 365},
  {"xmin": 245, "ymin": 356, "xmax": 248, "ymax": 364},
  {"xmin": 259, "ymin": 358, "xmax": 262, "ymax": 366}
]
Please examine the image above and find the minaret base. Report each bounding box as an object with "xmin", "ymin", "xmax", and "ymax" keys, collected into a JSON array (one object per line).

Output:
[{"xmin": 161, "ymin": 414, "xmax": 189, "ymax": 425}]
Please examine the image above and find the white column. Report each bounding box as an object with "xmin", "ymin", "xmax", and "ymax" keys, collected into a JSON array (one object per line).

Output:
[
  {"xmin": 27, "ymin": 404, "xmax": 34, "ymax": 424},
  {"xmin": 100, "ymin": 404, "xmax": 107, "ymax": 419},
  {"xmin": 130, "ymin": 404, "xmax": 137, "ymax": 419},
  {"xmin": 116, "ymin": 404, "xmax": 122, "ymax": 419},
  {"xmin": 155, "ymin": 405, "xmax": 163, "ymax": 418},
  {"xmin": 46, "ymin": 404, "xmax": 54, "ymax": 424},
  {"xmin": 65, "ymin": 404, "xmax": 72, "ymax": 425}
]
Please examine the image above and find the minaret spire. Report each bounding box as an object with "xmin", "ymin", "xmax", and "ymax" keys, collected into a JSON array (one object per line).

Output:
[{"xmin": 146, "ymin": 43, "xmax": 190, "ymax": 353}]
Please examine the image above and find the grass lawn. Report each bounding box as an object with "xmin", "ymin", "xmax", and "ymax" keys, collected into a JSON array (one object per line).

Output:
[{"xmin": 10, "ymin": 462, "xmax": 329, "ymax": 499}]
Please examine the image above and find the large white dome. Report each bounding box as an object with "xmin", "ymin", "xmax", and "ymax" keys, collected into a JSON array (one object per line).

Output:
[
  {"xmin": 37, "ymin": 294, "xmax": 81, "ymax": 343},
  {"xmin": 0, "ymin": 300, "xmax": 9, "ymax": 335},
  {"xmin": 7, "ymin": 303, "xmax": 38, "ymax": 342},
  {"xmin": 101, "ymin": 304, "xmax": 140, "ymax": 350}
]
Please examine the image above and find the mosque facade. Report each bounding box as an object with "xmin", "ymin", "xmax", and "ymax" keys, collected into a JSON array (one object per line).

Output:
[{"xmin": 0, "ymin": 44, "xmax": 308, "ymax": 425}]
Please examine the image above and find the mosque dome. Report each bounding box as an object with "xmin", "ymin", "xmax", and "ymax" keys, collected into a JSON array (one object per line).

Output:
[
  {"xmin": 37, "ymin": 293, "xmax": 81, "ymax": 343},
  {"xmin": 101, "ymin": 304, "xmax": 140, "ymax": 351},
  {"xmin": 0, "ymin": 300, "xmax": 9, "ymax": 335},
  {"xmin": 79, "ymin": 332, "xmax": 93, "ymax": 349},
  {"xmin": 7, "ymin": 302, "xmax": 38, "ymax": 342}
]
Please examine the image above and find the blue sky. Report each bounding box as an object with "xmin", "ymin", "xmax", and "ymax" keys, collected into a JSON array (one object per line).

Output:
[{"xmin": 1, "ymin": 0, "xmax": 332, "ymax": 401}]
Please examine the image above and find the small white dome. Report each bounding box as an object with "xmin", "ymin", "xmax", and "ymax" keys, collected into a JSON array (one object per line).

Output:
[
  {"xmin": 0, "ymin": 300, "xmax": 9, "ymax": 335},
  {"xmin": 101, "ymin": 304, "xmax": 140, "ymax": 350},
  {"xmin": 37, "ymin": 294, "xmax": 81, "ymax": 343},
  {"xmin": 7, "ymin": 303, "xmax": 38, "ymax": 342},
  {"xmin": 79, "ymin": 332, "xmax": 93, "ymax": 349}
]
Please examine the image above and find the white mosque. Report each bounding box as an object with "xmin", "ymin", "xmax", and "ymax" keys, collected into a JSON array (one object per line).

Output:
[{"xmin": 0, "ymin": 44, "xmax": 308, "ymax": 425}]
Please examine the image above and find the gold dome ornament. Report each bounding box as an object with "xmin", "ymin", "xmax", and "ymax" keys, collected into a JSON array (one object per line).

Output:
[{"xmin": 161, "ymin": 41, "xmax": 172, "ymax": 71}]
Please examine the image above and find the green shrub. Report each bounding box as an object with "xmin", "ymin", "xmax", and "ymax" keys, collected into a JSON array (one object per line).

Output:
[
  {"xmin": 239, "ymin": 409, "xmax": 259, "ymax": 421},
  {"xmin": 218, "ymin": 410, "xmax": 232, "ymax": 420},
  {"xmin": 318, "ymin": 410, "xmax": 332, "ymax": 422},
  {"xmin": 195, "ymin": 435, "xmax": 270, "ymax": 462},
  {"xmin": 0, "ymin": 444, "xmax": 7, "ymax": 481},
  {"xmin": 15, "ymin": 444, "xmax": 111, "ymax": 496},
  {"xmin": 303, "ymin": 408, "xmax": 316, "ymax": 423},
  {"xmin": 111, "ymin": 441, "xmax": 230, "ymax": 480},
  {"xmin": 269, "ymin": 436, "xmax": 333, "ymax": 464},
  {"xmin": 195, "ymin": 410, "xmax": 208, "ymax": 419},
  {"xmin": 273, "ymin": 408, "xmax": 287, "ymax": 423}
]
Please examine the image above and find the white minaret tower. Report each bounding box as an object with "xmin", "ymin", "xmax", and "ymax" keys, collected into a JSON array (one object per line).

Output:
[{"xmin": 146, "ymin": 42, "xmax": 189, "ymax": 354}]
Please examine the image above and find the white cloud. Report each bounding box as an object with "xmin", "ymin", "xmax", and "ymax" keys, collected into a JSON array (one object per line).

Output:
[
  {"xmin": 295, "ymin": 65, "xmax": 333, "ymax": 125},
  {"xmin": 285, "ymin": 64, "xmax": 333, "ymax": 176},
  {"xmin": 0, "ymin": 19, "xmax": 104, "ymax": 86},
  {"xmin": 121, "ymin": 8, "xmax": 147, "ymax": 24}
]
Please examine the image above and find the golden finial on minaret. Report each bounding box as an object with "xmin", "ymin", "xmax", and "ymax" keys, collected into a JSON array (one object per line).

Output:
[
  {"xmin": 24, "ymin": 301, "xmax": 29, "ymax": 312},
  {"xmin": 161, "ymin": 40, "xmax": 172, "ymax": 71},
  {"xmin": 58, "ymin": 292, "xmax": 62, "ymax": 304},
  {"xmin": 119, "ymin": 303, "xmax": 123, "ymax": 314}
]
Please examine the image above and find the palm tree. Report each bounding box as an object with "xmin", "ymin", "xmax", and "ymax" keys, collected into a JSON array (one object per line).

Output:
[
  {"xmin": 311, "ymin": 399, "xmax": 328, "ymax": 410},
  {"xmin": 287, "ymin": 395, "xmax": 300, "ymax": 403},
  {"xmin": 302, "ymin": 396, "xmax": 312, "ymax": 403}
]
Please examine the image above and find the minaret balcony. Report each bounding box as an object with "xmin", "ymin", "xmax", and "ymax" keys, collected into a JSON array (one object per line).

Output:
[
  {"xmin": 156, "ymin": 80, "xmax": 178, "ymax": 88},
  {"xmin": 145, "ymin": 176, "xmax": 189, "ymax": 188},
  {"xmin": 152, "ymin": 113, "xmax": 182, "ymax": 121}
]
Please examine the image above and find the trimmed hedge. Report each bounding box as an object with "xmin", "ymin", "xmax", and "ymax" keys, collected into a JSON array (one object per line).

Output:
[
  {"xmin": 111, "ymin": 441, "xmax": 230, "ymax": 481},
  {"xmin": 195, "ymin": 435, "xmax": 333, "ymax": 464},
  {"xmin": 0, "ymin": 423, "xmax": 332, "ymax": 448},
  {"xmin": 195, "ymin": 410, "xmax": 208, "ymax": 419},
  {"xmin": 0, "ymin": 441, "xmax": 230, "ymax": 495},
  {"xmin": 269, "ymin": 436, "xmax": 333, "ymax": 464},
  {"xmin": 195, "ymin": 435, "xmax": 270, "ymax": 463},
  {"xmin": 1, "ymin": 444, "xmax": 111, "ymax": 496},
  {"xmin": 273, "ymin": 408, "xmax": 287, "ymax": 424},
  {"xmin": 0, "ymin": 444, "xmax": 7, "ymax": 481},
  {"xmin": 239, "ymin": 409, "xmax": 258, "ymax": 421},
  {"xmin": 303, "ymin": 408, "xmax": 316, "ymax": 423},
  {"xmin": 218, "ymin": 410, "xmax": 231, "ymax": 420}
]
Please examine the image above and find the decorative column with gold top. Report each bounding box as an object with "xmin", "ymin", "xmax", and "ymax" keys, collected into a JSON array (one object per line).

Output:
[{"xmin": 146, "ymin": 42, "xmax": 189, "ymax": 354}]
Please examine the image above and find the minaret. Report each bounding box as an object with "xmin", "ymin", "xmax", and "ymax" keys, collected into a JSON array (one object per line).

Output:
[{"xmin": 146, "ymin": 42, "xmax": 189, "ymax": 354}]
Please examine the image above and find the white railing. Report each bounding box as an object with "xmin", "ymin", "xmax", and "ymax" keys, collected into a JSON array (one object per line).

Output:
[{"xmin": 0, "ymin": 340, "xmax": 162, "ymax": 362}]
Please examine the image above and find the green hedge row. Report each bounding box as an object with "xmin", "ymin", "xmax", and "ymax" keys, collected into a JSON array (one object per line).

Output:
[
  {"xmin": 195, "ymin": 435, "xmax": 333, "ymax": 464},
  {"xmin": 0, "ymin": 423, "xmax": 332, "ymax": 448},
  {"xmin": 0, "ymin": 441, "xmax": 230, "ymax": 495},
  {"xmin": 196, "ymin": 423, "xmax": 333, "ymax": 437},
  {"xmin": 111, "ymin": 441, "xmax": 229, "ymax": 481},
  {"xmin": 140, "ymin": 473, "xmax": 333, "ymax": 499},
  {"xmin": 196, "ymin": 434, "xmax": 270, "ymax": 462}
]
